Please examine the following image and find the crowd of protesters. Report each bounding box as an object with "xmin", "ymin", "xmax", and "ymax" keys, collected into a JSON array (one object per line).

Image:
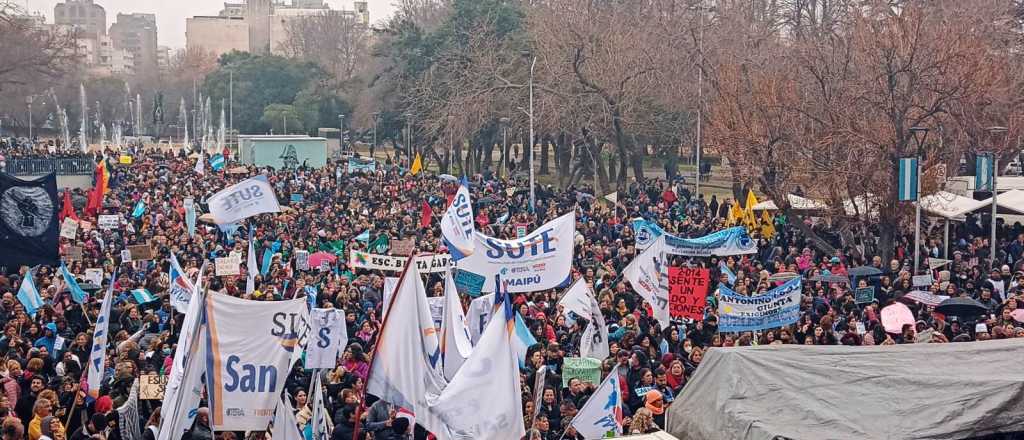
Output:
[{"xmin": 0, "ymin": 142, "xmax": 1022, "ymax": 440}]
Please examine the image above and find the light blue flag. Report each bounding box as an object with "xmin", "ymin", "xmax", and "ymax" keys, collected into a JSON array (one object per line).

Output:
[
  {"xmin": 61, "ymin": 262, "xmax": 88, "ymax": 304},
  {"xmin": 976, "ymin": 154, "xmax": 994, "ymax": 192},
  {"xmin": 355, "ymin": 230, "xmax": 370, "ymax": 242},
  {"xmin": 210, "ymin": 153, "xmax": 225, "ymax": 171},
  {"xmin": 304, "ymin": 285, "xmax": 317, "ymax": 310},
  {"xmin": 497, "ymin": 211, "xmax": 510, "ymax": 224},
  {"xmin": 512, "ymin": 312, "xmax": 537, "ymax": 369},
  {"xmin": 719, "ymin": 260, "xmax": 737, "ymax": 286},
  {"xmin": 17, "ymin": 271, "xmax": 45, "ymax": 318},
  {"xmin": 218, "ymin": 222, "xmax": 240, "ymax": 245},
  {"xmin": 260, "ymin": 240, "xmax": 281, "ymax": 276},
  {"xmin": 898, "ymin": 157, "xmax": 919, "ymax": 201},
  {"xmin": 131, "ymin": 288, "xmax": 158, "ymax": 304},
  {"xmin": 185, "ymin": 203, "xmax": 197, "ymax": 237},
  {"xmin": 132, "ymin": 200, "xmax": 146, "ymax": 219}
]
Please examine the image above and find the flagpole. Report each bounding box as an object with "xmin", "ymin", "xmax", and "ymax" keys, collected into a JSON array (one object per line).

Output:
[{"xmin": 352, "ymin": 255, "xmax": 419, "ymax": 440}]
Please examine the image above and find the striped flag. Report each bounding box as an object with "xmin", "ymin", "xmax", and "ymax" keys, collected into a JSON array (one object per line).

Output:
[
  {"xmin": 132, "ymin": 288, "xmax": 158, "ymax": 304},
  {"xmin": 898, "ymin": 157, "xmax": 919, "ymax": 201},
  {"xmin": 17, "ymin": 270, "xmax": 45, "ymax": 317},
  {"xmin": 87, "ymin": 269, "xmax": 117, "ymax": 398},
  {"xmin": 976, "ymin": 154, "xmax": 994, "ymax": 191},
  {"xmin": 61, "ymin": 262, "xmax": 88, "ymax": 304},
  {"xmin": 210, "ymin": 153, "xmax": 225, "ymax": 172}
]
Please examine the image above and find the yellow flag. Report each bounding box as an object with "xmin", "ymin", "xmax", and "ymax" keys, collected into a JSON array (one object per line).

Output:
[
  {"xmin": 743, "ymin": 190, "xmax": 759, "ymax": 228},
  {"xmin": 745, "ymin": 190, "xmax": 759, "ymax": 210},
  {"xmin": 761, "ymin": 210, "xmax": 776, "ymax": 239},
  {"xmin": 727, "ymin": 201, "xmax": 743, "ymax": 226},
  {"xmin": 410, "ymin": 153, "xmax": 423, "ymax": 175}
]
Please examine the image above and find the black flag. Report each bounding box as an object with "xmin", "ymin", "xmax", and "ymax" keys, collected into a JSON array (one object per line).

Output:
[{"xmin": 0, "ymin": 173, "xmax": 59, "ymax": 271}]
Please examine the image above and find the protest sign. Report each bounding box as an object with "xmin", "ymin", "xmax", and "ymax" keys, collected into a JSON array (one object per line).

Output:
[
  {"xmin": 60, "ymin": 218, "xmax": 78, "ymax": 239},
  {"xmin": 79, "ymin": 220, "xmax": 92, "ymax": 231},
  {"xmin": 98, "ymin": 215, "xmax": 120, "ymax": 230},
  {"xmin": 139, "ymin": 374, "xmax": 168, "ymax": 400},
  {"xmin": 515, "ymin": 223, "xmax": 528, "ymax": 238},
  {"xmin": 83, "ymin": 268, "xmax": 103, "ymax": 286},
  {"xmin": 128, "ymin": 244, "xmax": 155, "ymax": 261},
  {"xmin": 347, "ymin": 157, "xmax": 376, "ymax": 173},
  {"xmin": 454, "ymin": 269, "xmax": 486, "ymax": 297},
  {"xmin": 118, "ymin": 155, "xmax": 133, "ymax": 165},
  {"xmin": 912, "ymin": 274, "xmax": 934, "ymax": 287},
  {"xmin": 120, "ymin": 250, "xmax": 132, "ymax": 262},
  {"xmin": 295, "ymin": 250, "xmax": 309, "ymax": 271},
  {"xmin": 290, "ymin": 193, "xmax": 303, "ymax": 204},
  {"xmin": 391, "ymin": 239, "xmax": 415, "ymax": 256},
  {"xmin": 456, "ymin": 213, "xmax": 575, "ymax": 293},
  {"xmin": 667, "ymin": 267, "xmax": 709, "ymax": 320},
  {"xmin": 718, "ymin": 277, "xmax": 802, "ymax": 332},
  {"xmin": 855, "ymin": 286, "xmax": 876, "ymax": 304},
  {"xmin": 66, "ymin": 246, "xmax": 83, "ymax": 261},
  {"xmin": 349, "ymin": 251, "xmax": 452, "ymax": 273},
  {"xmin": 215, "ymin": 256, "xmax": 240, "ymax": 276},
  {"xmin": 562, "ymin": 357, "xmax": 602, "ymax": 387}
]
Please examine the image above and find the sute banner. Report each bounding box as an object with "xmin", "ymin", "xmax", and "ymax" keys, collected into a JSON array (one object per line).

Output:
[
  {"xmin": 456, "ymin": 212, "xmax": 575, "ymax": 293},
  {"xmin": 668, "ymin": 267, "xmax": 709, "ymax": 320}
]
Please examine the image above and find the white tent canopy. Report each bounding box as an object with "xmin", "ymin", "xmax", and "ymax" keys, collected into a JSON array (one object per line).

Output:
[
  {"xmin": 917, "ymin": 191, "xmax": 990, "ymax": 220},
  {"xmin": 980, "ymin": 188, "xmax": 1024, "ymax": 215},
  {"xmin": 752, "ymin": 194, "xmax": 828, "ymax": 211}
]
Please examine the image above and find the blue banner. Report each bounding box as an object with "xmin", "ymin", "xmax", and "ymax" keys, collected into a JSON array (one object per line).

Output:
[
  {"xmin": 976, "ymin": 154, "xmax": 993, "ymax": 192},
  {"xmin": 662, "ymin": 227, "xmax": 757, "ymax": 257},
  {"xmin": 718, "ymin": 277, "xmax": 802, "ymax": 332},
  {"xmin": 347, "ymin": 157, "xmax": 376, "ymax": 173},
  {"xmin": 898, "ymin": 157, "xmax": 919, "ymax": 201},
  {"xmin": 630, "ymin": 218, "xmax": 665, "ymax": 249}
]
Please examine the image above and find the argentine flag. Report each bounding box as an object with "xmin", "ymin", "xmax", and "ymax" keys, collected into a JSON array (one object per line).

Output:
[
  {"xmin": 61, "ymin": 262, "xmax": 88, "ymax": 304},
  {"xmin": 210, "ymin": 153, "xmax": 225, "ymax": 172},
  {"xmin": 132, "ymin": 200, "xmax": 146, "ymax": 219},
  {"xmin": 132, "ymin": 288, "xmax": 158, "ymax": 304},
  {"xmin": 18, "ymin": 270, "xmax": 45, "ymax": 317},
  {"xmin": 512, "ymin": 311, "xmax": 537, "ymax": 368}
]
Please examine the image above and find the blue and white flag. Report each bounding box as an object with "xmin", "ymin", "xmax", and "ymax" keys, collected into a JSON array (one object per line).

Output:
[
  {"xmin": 569, "ymin": 370, "xmax": 623, "ymax": 439},
  {"xmin": 496, "ymin": 211, "xmax": 510, "ymax": 224},
  {"xmin": 270, "ymin": 394, "xmax": 302, "ymax": 440},
  {"xmin": 168, "ymin": 253, "xmax": 195, "ymax": 313},
  {"xmin": 194, "ymin": 152, "xmax": 205, "ymax": 175},
  {"xmin": 87, "ymin": 269, "xmax": 117, "ymax": 398},
  {"xmin": 260, "ymin": 240, "xmax": 280, "ymax": 276},
  {"xmin": 17, "ymin": 270, "xmax": 44, "ymax": 317},
  {"xmin": 132, "ymin": 200, "xmax": 146, "ymax": 219},
  {"xmin": 662, "ymin": 226, "xmax": 757, "ymax": 257},
  {"xmin": 209, "ymin": 153, "xmax": 225, "ymax": 172},
  {"xmin": 976, "ymin": 154, "xmax": 994, "ymax": 192},
  {"xmin": 440, "ymin": 271, "xmax": 473, "ymax": 380},
  {"xmin": 512, "ymin": 312, "xmax": 537, "ymax": 369},
  {"xmin": 898, "ymin": 157, "xmax": 919, "ymax": 201},
  {"xmin": 306, "ymin": 308, "xmax": 347, "ymax": 370},
  {"xmin": 355, "ymin": 230, "xmax": 370, "ymax": 242},
  {"xmin": 184, "ymin": 198, "xmax": 197, "ymax": 238},
  {"xmin": 719, "ymin": 260, "xmax": 737, "ymax": 286},
  {"xmin": 718, "ymin": 277, "xmax": 802, "ymax": 332},
  {"xmin": 132, "ymin": 288, "xmax": 158, "ymax": 304},
  {"xmin": 308, "ymin": 372, "xmax": 332, "ymax": 440},
  {"xmin": 158, "ymin": 268, "xmax": 206, "ymax": 440},
  {"xmin": 246, "ymin": 225, "xmax": 258, "ymax": 296},
  {"xmin": 440, "ymin": 185, "xmax": 475, "ymax": 261},
  {"xmin": 631, "ymin": 218, "xmax": 665, "ymax": 250},
  {"xmin": 61, "ymin": 262, "xmax": 87, "ymax": 304}
]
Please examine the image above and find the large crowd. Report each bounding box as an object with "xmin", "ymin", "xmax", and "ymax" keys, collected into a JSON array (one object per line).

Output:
[{"xmin": 0, "ymin": 140, "xmax": 1022, "ymax": 440}]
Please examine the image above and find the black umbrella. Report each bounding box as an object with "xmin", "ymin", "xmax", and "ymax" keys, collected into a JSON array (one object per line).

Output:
[
  {"xmin": 847, "ymin": 266, "xmax": 882, "ymax": 278},
  {"xmin": 935, "ymin": 297, "xmax": 989, "ymax": 317}
]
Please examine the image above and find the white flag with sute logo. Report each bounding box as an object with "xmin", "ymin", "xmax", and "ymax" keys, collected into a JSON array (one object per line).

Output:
[
  {"xmin": 306, "ymin": 308, "xmax": 347, "ymax": 370},
  {"xmin": 207, "ymin": 175, "xmax": 281, "ymax": 225},
  {"xmin": 456, "ymin": 212, "xmax": 575, "ymax": 293}
]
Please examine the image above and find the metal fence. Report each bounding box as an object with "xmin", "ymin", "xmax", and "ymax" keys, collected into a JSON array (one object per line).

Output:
[{"xmin": 4, "ymin": 157, "xmax": 96, "ymax": 176}]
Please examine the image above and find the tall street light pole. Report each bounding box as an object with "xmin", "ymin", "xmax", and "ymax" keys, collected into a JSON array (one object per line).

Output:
[
  {"xmin": 372, "ymin": 112, "xmax": 380, "ymax": 159},
  {"xmin": 524, "ymin": 52, "xmax": 537, "ymax": 212},
  {"xmin": 500, "ymin": 117, "xmax": 510, "ymax": 179},
  {"xmin": 338, "ymin": 114, "xmax": 345, "ymax": 155},
  {"xmin": 988, "ymin": 125, "xmax": 1008, "ymax": 268},
  {"xmin": 909, "ymin": 126, "xmax": 929, "ymax": 274},
  {"xmin": 695, "ymin": 0, "xmax": 705, "ymax": 198},
  {"xmin": 26, "ymin": 96, "xmax": 33, "ymax": 141}
]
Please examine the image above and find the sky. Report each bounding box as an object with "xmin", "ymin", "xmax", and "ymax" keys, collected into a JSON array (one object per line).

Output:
[{"xmin": 22, "ymin": 0, "xmax": 398, "ymax": 49}]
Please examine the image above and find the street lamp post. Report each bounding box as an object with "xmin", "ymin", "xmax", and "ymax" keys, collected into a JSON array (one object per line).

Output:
[
  {"xmin": 909, "ymin": 126, "xmax": 929, "ymax": 274},
  {"xmin": 26, "ymin": 96, "xmax": 33, "ymax": 141},
  {"xmin": 405, "ymin": 113, "xmax": 413, "ymax": 164},
  {"xmin": 988, "ymin": 126, "xmax": 1008, "ymax": 268},
  {"xmin": 338, "ymin": 114, "xmax": 345, "ymax": 155},
  {"xmin": 526, "ymin": 53, "xmax": 537, "ymax": 212},
  {"xmin": 500, "ymin": 117, "xmax": 510, "ymax": 178},
  {"xmin": 372, "ymin": 112, "xmax": 380, "ymax": 160}
]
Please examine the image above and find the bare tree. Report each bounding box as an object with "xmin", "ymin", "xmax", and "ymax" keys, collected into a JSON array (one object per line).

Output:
[
  {"xmin": 280, "ymin": 11, "xmax": 370, "ymax": 85},
  {"xmin": 0, "ymin": 3, "xmax": 79, "ymax": 92}
]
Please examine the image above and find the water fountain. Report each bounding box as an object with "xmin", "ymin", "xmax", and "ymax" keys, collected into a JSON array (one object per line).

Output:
[
  {"xmin": 218, "ymin": 100, "xmax": 226, "ymax": 152},
  {"xmin": 179, "ymin": 97, "xmax": 190, "ymax": 151},
  {"xmin": 79, "ymin": 83, "xmax": 88, "ymax": 153}
]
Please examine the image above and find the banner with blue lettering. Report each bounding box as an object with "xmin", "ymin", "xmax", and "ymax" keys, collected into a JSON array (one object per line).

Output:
[
  {"xmin": 662, "ymin": 226, "xmax": 757, "ymax": 257},
  {"xmin": 717, "ymin": 277, "xmax": 802, "ymax": 332},
  {"xmin": 205, "ymin": 294, "xmax": 309, "ymax": 430},
  {"xmin": 207, "ymin": 175, "xmax": 281, "ymax": 225},
  {"xmin": 456, "ymin": 212, "xmax": 575, "ymax": 293},
  {"xmin": 440, "ymin": 185, "xmax": 475, "ymax": 260},
  {"xmin": 305, "ymin": 308, "xmax": 347, "ymax": 370}
]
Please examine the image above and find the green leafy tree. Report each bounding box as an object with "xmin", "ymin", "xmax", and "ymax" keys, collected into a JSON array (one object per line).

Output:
[{"xmin": 261, "ymin": 103, "xmax": 304, "ymax": 134}]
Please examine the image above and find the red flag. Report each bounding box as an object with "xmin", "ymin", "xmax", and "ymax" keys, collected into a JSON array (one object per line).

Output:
[
  {"xmin": 85, "ymin": 186, "xmax": 100, "ymax": 217},
  {"xmin": 420, "ymin": 200, "xmax": 433, "ymax": 228},
  {"xmin": 59, "ymin": 190, "xmax": 79, "ymax": 222}
]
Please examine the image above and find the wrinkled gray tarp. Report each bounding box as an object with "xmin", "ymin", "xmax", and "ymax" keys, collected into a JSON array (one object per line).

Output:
[{"xmin": 666, "ymin": 338, "xmax": 1024, "ymax": 440}]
